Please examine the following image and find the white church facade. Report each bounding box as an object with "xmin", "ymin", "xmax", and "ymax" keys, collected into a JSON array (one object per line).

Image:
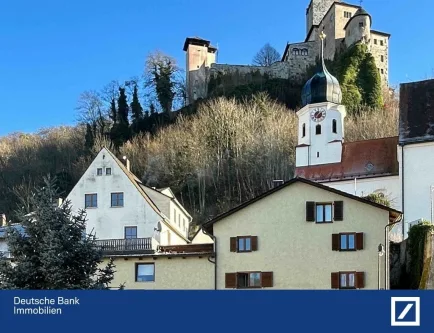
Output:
[{"xmin": 294, "ymin": 32, "xmax": 434, "ymax": 238}]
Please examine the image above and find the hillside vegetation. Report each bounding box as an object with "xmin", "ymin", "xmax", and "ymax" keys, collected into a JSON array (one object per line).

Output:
[{"xmin": 0, "ymin": 93, "xmax": 398, "ymax": 224}]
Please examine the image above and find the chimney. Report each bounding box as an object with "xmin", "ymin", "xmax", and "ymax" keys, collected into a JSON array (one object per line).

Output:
[
  {"xmin": 122, "ymin": 156, "xmax": 131, "ymax": 172},
  {"xmin": 1, "ymin": 214, "xmax": 7, "ymax": 227}
]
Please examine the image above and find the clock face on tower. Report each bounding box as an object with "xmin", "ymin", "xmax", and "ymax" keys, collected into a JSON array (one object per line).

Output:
[{"xmin": 310, "ymin": 108, "xmax": 326, "ymax": 122}]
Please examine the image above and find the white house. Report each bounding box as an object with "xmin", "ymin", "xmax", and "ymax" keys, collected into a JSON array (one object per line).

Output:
[
  {"xmin": 66, "ymin": 147, "xmax": 193, "ymax": 250},
  {"xmin": 294, "ymin": 32, "xmax": 434, "ymax": 238}
]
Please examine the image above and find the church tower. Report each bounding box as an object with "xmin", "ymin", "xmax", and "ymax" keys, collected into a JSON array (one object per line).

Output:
[
  {"xmin": 306, "ymin": 0, "xmax": 340, "ymax": 35},
  {"xmin": 295, "ymin": 31, "xmax": 346, "ymax": 168}
]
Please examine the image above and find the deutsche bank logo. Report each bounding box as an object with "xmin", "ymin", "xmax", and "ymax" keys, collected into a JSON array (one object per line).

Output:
[{"xmin": 391, "ymin": 297, "xmax": 420, "ymax": 326}]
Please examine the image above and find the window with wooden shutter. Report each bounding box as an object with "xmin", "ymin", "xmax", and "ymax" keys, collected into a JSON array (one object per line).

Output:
[
  {"xmin": 334, "ymin": 201, "xmax": 344, "ymax": 221},
  {"xmin": 331, "ymin": 272, "xmax": 339, "ymax": 289},
  {"xmin": 225, "ymin": 273, "xmax": 237, "ymax": 288},
  {"xmin": 251, "ymin": 236, "xmax": 258, "ymax": 251},
  {"xmin": 356, "ymin": 233, "xmax": 364, "ymax": 250},
  {"xmin": 261, "ymin": 272, "xmax": 273, "ymax": 288},
  {"xmin": 332, "ymin": 234, "xmax": 340, "ymax": 251},
  {"xmin": 356, "ymin": 272, "xmax": 365, "ymax": 289},
  {"xmin": 230, "ymin": 237, "xmax": 237, "ymax": 252},
  {"xmin": 306, "ymin": 201, "xmax": 315, "ymax": 221}
]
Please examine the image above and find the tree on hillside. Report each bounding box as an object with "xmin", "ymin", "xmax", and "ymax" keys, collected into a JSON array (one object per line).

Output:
[
  {"xmin": 130, "ymin": 85, "xmax": 144, "ymax": 134},
  {"xmin": 0, "ymin": 176, "xmax": 117, "ymax": 289},
  {"xmin": 110, "ymin": 88, "xmax": 130, "ymax": 148},
  {"xmin": 252, "ymin": 43, "xmax": 281, "ymax": 66},
  {"xmin": 76, "ymin": 90, "xmax": 108, "ymax": 137},
  {"xmin": 145, "ymin": 51, "xmax": 180, "ymax": 113}
]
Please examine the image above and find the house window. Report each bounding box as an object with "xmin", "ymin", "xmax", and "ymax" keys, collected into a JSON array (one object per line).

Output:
[
  {"xmin": 106, "ymin": 168, "xmax": 112, "ymax": 175},
  {"xmin": 225, "ymin": 272, "xmax": 273, "ymax": 289},
  {"xmin": 340, "ymin": 272, "xmax": 356, "ymax": 289},
  {"xmin": 125, "ymin": 226, "xmax": 137, "ymax": 239},
  {"xmin": 302, "ymin": 123, "xmax": 306, "ymax": 137},
  {"xmin": 381, "ymin": 55, "xmax": 384, "ymax": 62},
  {"xmin": 332, "ymin": 119, "xmax": 337, "ymax": 133},
  {"xmin": 230, "ymin": 236, "xmax": 258, "ymax": 252},
  {"xmin": 183, "ymin": 218, "xmax": 186, "ymax": 231},
  {"xmin": 97, "ymin": 168, "xmax": 103, "ymax": 176},
  {"xmin": 85, "ymin": 194, "xmax": 97, "ymax": 208},
  {"xmin": 316, "ymin": 124, "xmax": 321, "ymax": 135},
  {"xmin": 359, "ymin": 22, "xmax": 364, "ymax": 28},
  {"xmin": 332, "ymin": 232, "xmax": 363, "ymax": 251},
  {"xmin": 178, "ymin": 213, "xmax": 181, "ymax": 227},
  {"xmin": 374, "ymin": 39, "xmax": 377, "ymax": 45},
  {"xmin": 135, "ymin": 263, "xmax": 155, "ymax": 282},
  {"xmin": 317, "ymin": 152, "xmax": 320, "ymax": 158},
  {"xmin": 111, "ymin": 192, "xmax": 124, "ymax": 207},
  {"xmin": 340, "ymin": 233, "xmax": 355, "ymax": 250},
  {"xmin": 316, "ymin": 203, "xmax": 332, "ymax": 223},
  {"xmin": 173, "ymin": 209, "xmax": 176, "ymax": 223}
]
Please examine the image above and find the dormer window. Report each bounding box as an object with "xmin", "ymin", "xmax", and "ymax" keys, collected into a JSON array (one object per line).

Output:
[
  {"xmin": 302, "ymin": 124, "xmax": 306, "ymax": 137},
  {"xmin": 316, "ymin": 124, "xmax": 322, "ymax": 135},
  {"xmin": 332, "ymin": 119, "xmax": 337, "ymax": 134}
]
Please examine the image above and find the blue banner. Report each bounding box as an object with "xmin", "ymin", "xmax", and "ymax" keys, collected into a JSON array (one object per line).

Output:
[{"xmin": 0, "ymin": 291, "xmax": 432, "ymax": 332}]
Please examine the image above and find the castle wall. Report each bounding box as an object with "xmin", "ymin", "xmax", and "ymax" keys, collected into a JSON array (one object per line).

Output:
[
  {"xmin": 283, "ymin": 41, "xmax": 320, "ymax": 83},
  {"xmin": 370, "ymin": 32, "xmax": 389, "ymax": 85},
  {"xmin": 210, "ymin": 62, "xmax": 291, "ymax": 82}
]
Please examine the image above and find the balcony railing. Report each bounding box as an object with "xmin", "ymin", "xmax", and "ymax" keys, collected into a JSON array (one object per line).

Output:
[{"xmin": 95, "ymin": 238, "xmax": 153, "ymax": 255}]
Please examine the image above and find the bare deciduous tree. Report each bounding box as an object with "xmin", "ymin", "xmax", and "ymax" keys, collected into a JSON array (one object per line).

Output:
[{"xmin": 252, "ymin": 43, "xmax": 281, "ymax": 66}]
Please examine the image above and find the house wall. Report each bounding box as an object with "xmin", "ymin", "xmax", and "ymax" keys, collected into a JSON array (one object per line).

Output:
[
  {"xmin": 192, "ymin": 229, "xmax": 214, "ymax": 244},
  {"xmin": 400, "ymin": 143, "xmax": 434, "ymax": 234},
  {"xmin": 323, "ymin": 175, "xmax": 401, "ymax": 211},
  {"xmin": 66, "ymin": 149, "xmax": 162, "ymax": 241},
  {"xmin": 213, "ymin": 181, "xmax": 390, "ymax": 289},
  {"xmin": 106, "ymin": 256, "xmax": 214, "ymax": 289}
]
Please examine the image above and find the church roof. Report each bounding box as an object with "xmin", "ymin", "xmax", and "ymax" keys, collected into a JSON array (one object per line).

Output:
[
  {"xmin": 295, "ymin": 136, "xmax": 399, "ymax": 181},
  {"xmin": 399, "ymin": 79, "xmax": 434, "ymax": 145}
]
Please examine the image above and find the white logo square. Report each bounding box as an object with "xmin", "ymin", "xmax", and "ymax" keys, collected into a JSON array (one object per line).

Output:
[{"xmin": 391, "ymin": 297, "xmax": 420, "ymax": 326}]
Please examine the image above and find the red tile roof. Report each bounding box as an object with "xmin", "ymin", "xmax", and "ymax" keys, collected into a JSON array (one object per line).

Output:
[{"xmin": 295, "ymin": 136, "xmax": 399, "ymax": 181}]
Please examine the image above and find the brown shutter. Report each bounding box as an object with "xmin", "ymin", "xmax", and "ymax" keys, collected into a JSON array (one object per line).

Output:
[
  {"xmin": 225, "ymin": 273, "xmax": 237, "ymax": 288},
  {"xmin": 261, "ymin": 272, "xmax": 273, "ymax": 288},
  {"xmin": 332, "ymin": 234, "xmax": 340, "ymax": 251},
  {"xmin": 230, "ymin": 237, "xmax": 237, "ymax": 252},
  {"xmin": 306, "ymin": 201, "xmax": 315, "ymax": 222},
  {"xmin": 356, "ymin": 272, "xmax": 365, "ymax": 289},
  {"xmin": 356, "ymin": 233, "xmax": 364, "ymax": 250},
  {"xmin": 334, "ymin": 201, "xmax": 344, "ymax": 221},
  {"xmin": 331, "ymin": 272, "xmax": 339, "ymax": 289},
  {"xmin": 251, "ymin": 236, "xmax": 258, "ymax": 251}
]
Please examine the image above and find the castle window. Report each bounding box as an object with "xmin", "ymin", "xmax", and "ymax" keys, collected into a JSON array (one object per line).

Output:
[
  {"xmin": 374, "ymin": 39, "xmax": 377, "ymax": 45},
  {"xmin": 332, "ymin": 119, "xmax": 337, "ymax": 134},
  {"xmin": 381, "ymin": 55, "xmax": 384, "ymax": 62},
  {"xmin": 292, "ymin": 48, "xmax": 300, "ymax": 56},
  {"xmin": 344, "ymin": 11, "xmax": 352, "ymax": 18},
  {"xmin": 302, "ymin": 124, "xmax": 306, "ymax": 138},
  {"xmin": 316, "ymin": 124, "xmax": 321, "ymax": 135},
  {"xmin": 380, "ymin": 40, "xmax": 384, "ymax": 46},
  {"xmin": 381, "ymin": 69, "xmax": 384, "ymax": 74},
  {"xmin": 301, "ymin": 49, "xmax": 308, "ymax": 56},
  {"xmin": 359, "ymin": 22, "xmax": 364, "ymax": 28}
]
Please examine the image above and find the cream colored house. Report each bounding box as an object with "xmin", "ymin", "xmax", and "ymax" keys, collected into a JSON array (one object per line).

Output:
[
  {"xmin": 105, "ymin": 243, "xmax": 215, "ymax": 290},
  {"xmin": 203, "ymin": 177, "xmax": 401, "ymax": 290}
]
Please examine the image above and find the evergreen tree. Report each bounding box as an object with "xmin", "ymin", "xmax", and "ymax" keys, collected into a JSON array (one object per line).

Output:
[
  {"xmin": 117, "ymin": 87, "xmax": 129, "ymax": 124},
  {"xmin": 109, "ymin": 98, "xmax": 117, "ymax": 123},
  {"xmin": 84, "ymin": 123, "xmax": 94, "ymax": 152},
  {"xmin": 0, "ymin": 176, "xmax": 117, "ymax": 290},
  {"xmin": 130, "ymin": 85, "xmax": 143, "ymax": 134}
]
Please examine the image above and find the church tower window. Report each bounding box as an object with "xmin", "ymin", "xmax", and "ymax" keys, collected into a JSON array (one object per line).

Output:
[
  {"xmin": 316, "ymin": 124, "xmax": 322, "ymax": 135},
  {"xmin": 302, "ymin": 124, "xmax": 306, "ymax": 137},
  {"xmin": 332, "ymin": 119, "xmax": 337, "ymax": 133}
]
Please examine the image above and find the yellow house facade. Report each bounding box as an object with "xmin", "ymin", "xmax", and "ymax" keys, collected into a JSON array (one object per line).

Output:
[{"xmin": 204, "ymin": 177, "xmax": 401, "ymax": 290}]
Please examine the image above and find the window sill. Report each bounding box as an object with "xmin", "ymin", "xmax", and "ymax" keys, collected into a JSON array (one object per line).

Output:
[
  {"xmin": 110, "ymin": 206, "xmax": 124, "ymax": 208},
  {"xmin": 315, "ymin": 221, "xmax": 333, "ymax": 224},
  {"xmin": 135, "ymin": 280, "xmax": 155, "ymax": 283},
  {"xmin": 85, "ymin": 207, "xmax": 98, "ymax": 209},
  {"xmin": 339, "ymin": 249, "xmax": 357, "ymax": 252}
]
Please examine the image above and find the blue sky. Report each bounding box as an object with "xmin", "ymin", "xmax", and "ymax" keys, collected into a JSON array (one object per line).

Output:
[{"xmin": 0, "ymin": 0, "xmax": 433, "ymax": 135}]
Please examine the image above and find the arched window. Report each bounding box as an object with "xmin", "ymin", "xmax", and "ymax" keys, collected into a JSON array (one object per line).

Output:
[
  {"xmin": 301, "ymin": 49, "xmax": 308, "ymax": 56},
  {"xmin": 292, "ymin": 48, "xmax": 300, "ymax": 56},
  {"xmin": 316, "ymin": 124, "xmax": 322, "ymax": 135},
  {"xmin": 302, "ymin": 123, "xmax": 306, "ymax": 137},
  {"xmin": 332, "ymin": 119, "xmax": 337, "ymax": 134}
]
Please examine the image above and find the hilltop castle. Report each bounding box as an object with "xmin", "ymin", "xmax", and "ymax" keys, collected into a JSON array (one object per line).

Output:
[{"xmin": 183, "ymin": 0, "xmax": 390, "ymax": 105}]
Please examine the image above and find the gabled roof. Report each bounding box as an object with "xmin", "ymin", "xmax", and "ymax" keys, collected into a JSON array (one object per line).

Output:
[
  {"xmin": 295, "ymin": 136, "xmax": 399, "ymax": 181},
  {"xmin": 399, "ymin": 79, "xmax": 434, "ymax": 145},
  {"xmin": 204, "ymin": 177, "xmax": 401, "ymax": 228}
]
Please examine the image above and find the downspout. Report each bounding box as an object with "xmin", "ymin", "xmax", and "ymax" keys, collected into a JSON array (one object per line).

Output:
[
  {"xmin": 202, "ymin": 226, "xmax": 217, "ymax": 290},
  {"xmin": 401, "ymin": 143, "xmax": 405, "ymax": 239}
]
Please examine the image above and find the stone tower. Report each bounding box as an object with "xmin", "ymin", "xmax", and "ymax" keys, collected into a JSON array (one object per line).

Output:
[
  {"xmin": 183, "ymin": 37, "xmax": 217, "ymax": 105},
  {"xmin": 306, "ymin": 0, "xmax": 340, "ymax": 35}
]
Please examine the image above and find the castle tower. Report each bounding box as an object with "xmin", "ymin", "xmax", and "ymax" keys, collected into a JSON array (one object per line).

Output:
[
  {"xmin": 183, "ymin": 37, "xmax": 217, "ymax": 105},
  {"xmin": 344, "ymin": 8, "xmax": 372, "ymax": 48},
  {"xmin": 306, "ymin": 0, "xmax": 340, "ymax": 35},
  {"xmin": 296, "ymin": 31, "xmax": 347, "ymax": 167}
]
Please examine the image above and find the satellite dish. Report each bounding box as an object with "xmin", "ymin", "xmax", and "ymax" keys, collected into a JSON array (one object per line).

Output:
[{"xmin": 154, "ymin": 222, "xmax": 162, "ymax": 232}]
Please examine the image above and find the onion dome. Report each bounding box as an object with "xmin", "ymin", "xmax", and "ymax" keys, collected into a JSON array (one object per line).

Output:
[{"xmin": 301, "ymin": 31, "xmax": 342, "ymax": 107}]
